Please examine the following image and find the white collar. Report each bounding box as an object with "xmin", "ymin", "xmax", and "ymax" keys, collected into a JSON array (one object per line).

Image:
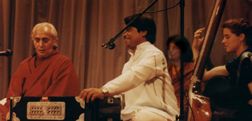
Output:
[{"xmin": 128, "ymin": 41, "xmax": 150, "ymax": 56}]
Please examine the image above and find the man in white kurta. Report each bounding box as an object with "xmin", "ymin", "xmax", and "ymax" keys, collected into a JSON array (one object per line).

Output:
[{"xmin": 79, "ymin": 14, "xmax": 179, "ymax": 121}]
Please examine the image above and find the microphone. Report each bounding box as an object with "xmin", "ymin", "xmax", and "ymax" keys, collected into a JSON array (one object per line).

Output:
[
  {"xmin": 102, "ymin": 38, "xmax": 116, "ymax": 49},
  {"xmin": 0, "ymin": 49, "xmax": 13, "ymax": 56},
  {"xmin": 102, "ymin": 0, "xmax": 158, "ymax": 49}
]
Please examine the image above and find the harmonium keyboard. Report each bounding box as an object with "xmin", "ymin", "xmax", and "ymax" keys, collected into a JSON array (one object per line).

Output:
[{"xmin": 7, "ymin": 96, "xmax": 121, "ymax": 121}]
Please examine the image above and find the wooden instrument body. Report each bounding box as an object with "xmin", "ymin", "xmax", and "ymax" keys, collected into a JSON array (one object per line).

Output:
[{"xmin": 187, "ymin": 0, "xmax": 227, "ymax": 121}]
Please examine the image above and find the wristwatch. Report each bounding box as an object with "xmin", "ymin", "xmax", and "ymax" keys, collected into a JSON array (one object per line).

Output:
[{"xmin": 101, "ymin": 87, "xmax": 109, "ymax": 97}]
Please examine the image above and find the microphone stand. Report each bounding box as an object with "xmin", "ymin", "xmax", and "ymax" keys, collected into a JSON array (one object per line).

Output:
[
  {"xmin": 9, "ymin": 97, "xmax": 13, "ymax": 121},
  {"xmin": 102, "ymin": 0, "xmax": 158, "ymax": 49},
  {"xmin": 178, "ymin": 0, "xmax": 185, "ymax": 121}
]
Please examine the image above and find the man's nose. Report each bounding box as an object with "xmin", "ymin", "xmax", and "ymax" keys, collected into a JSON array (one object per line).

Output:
[{"xmin": 38, "ymin": 40, "xmax": 44, "ymax": 46}]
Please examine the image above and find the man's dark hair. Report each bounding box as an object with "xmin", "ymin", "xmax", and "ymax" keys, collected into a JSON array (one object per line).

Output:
[{"xmin": 124, "ymin": 14, "xmax": 156, "ymax": 44}]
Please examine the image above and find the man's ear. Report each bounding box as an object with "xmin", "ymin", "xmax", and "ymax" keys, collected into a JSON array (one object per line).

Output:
[
  {"xmin": 53, "ymin": 39, "xmax": 59, "ymax": 49},
  {"xmin": 239, "ymin": 33, "xmax": 246, "ymax": 42},
  {"xmin": 140, "ymin": 30, "xmax": 148, "ymax": 37}
]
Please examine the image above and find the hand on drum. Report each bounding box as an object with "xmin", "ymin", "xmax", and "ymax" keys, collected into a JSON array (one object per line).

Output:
[{"xmin": 79, "ymin": 88, "xmax": 104, "ymax": 103}]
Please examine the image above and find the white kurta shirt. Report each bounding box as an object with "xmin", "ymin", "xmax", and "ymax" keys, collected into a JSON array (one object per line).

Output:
[{"xmin": 103, "ymin": 41, "xmax": 179, "ymax": 120}]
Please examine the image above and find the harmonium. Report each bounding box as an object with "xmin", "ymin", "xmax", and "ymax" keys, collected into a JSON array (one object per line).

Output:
[{"xmin": 6, "ymin": 96, "xmax": 121, "ymax": 121}]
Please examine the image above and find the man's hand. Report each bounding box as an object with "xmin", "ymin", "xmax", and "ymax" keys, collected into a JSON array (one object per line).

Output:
[{"xmin": 79, "ymin": 88, "xmax": 104, "ymax": 103}]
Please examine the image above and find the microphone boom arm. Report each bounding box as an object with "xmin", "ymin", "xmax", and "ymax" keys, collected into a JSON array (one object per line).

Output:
[{"xmin": 102, "ymin": 0, "xmax": 158, "ymax": 49}]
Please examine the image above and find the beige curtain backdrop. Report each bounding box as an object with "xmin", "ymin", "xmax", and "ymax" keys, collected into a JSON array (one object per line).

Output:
[{"xmin": 0, "ymin": 0, "xmax": 251, "ymax": 98}]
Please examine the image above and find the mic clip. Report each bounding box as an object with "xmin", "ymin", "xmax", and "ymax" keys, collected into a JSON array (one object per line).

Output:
[{"xmin": 102, "ymin": 38, "xmax": 116, "ymax": 49}]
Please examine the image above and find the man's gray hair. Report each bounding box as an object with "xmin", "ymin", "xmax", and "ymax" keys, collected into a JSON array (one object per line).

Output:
[{"xmin": 31, "ymin": 22, "xmax": 58, "ymax": 39}]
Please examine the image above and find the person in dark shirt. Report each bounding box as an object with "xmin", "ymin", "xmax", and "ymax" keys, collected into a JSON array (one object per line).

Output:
[{"xmin": 203, "ymin": 18, "xmax": 252, "ymax": 121}]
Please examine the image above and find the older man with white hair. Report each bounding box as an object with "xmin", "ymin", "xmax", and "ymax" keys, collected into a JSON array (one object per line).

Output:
[{"xmin": 0, "ymin": 22, "xmax": 80, "ymax": 120}]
